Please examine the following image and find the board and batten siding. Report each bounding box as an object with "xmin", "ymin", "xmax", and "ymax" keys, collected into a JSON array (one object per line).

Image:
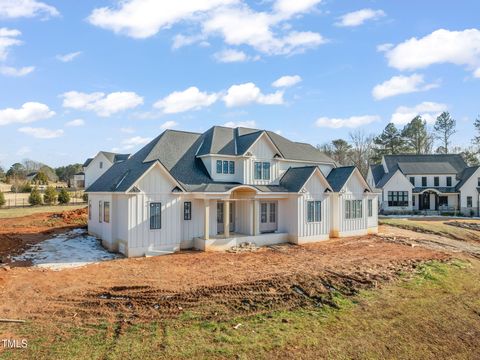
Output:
[
  {"xmin": 126, "ymin": 165, "xmax": 182, "ymax": 256},
  {"xmin": 381, "ymin": 171, "xmax": 414, "ymax": 211},
  {"xmin": 244, "ymin": 135, "xmax": 279, "ymax": 185}
]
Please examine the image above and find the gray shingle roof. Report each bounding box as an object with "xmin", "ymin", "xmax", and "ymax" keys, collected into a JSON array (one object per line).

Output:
[
  {"xmin": 383, "ymin": 154, "xmax": 467, "ymax": 174},
  {"xmin": 87, "ymin": 126, "xmax": 336, "ymax": 193},
  {"xmin": 455, "ymin": 166, "xmax": 480, "ymax": 190},
  {"xmin": 279, "ymin": 166, "xmax": 318, "ymax": 193},
  {"xmin": 83, "ymin": 158, "xmax": 93, "ymax": 168},
  {"xmin": 370, "ymin": 164, "xmax": 385, "ymax": 186},
  {"xmin": 326, "ymin": 166, "xmax": 356, "ymax": 192}
]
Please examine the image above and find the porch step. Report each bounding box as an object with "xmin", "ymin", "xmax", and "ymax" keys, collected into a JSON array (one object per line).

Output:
[{"xmin": 145, "ymin": 249, "xmax": 174, "ymax": 257}]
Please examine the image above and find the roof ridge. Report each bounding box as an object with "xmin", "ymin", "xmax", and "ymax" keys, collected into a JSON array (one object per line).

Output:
[{"xmin": 163, "ymin": 129, "xmax": 202, "ymax": 136}]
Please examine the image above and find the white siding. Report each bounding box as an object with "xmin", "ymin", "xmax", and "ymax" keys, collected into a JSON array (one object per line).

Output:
[
  {"xmin": 459, "ymin": 168, "xmax": 480, "ymax": 215},
  {"xmin": 245, "ymin": 135, "xmax": 279, "ymax": 185},
  {"xmin": 201, "ymin": 156, "xmax": 244, "ymax": 183},
  {"xmin": 85, "ymin": 153, "xmax": 113, "ymax": 188},
  {"xmin": 381, "ymin": 171, "xmax": 414, "ymax": 211},
  {"xmin": 407, "ymin": 174, "xmax": 459, "ymax": 188}
]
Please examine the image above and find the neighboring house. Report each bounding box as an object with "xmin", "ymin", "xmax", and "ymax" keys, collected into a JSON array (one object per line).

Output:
[
  {"xmin": 86, "ymin": 126, "xmax": 378, "ymax": 257},
  {"xmin": 83, "ymin": 151, "xmax": 130, "ymax": 189},
  {"xmin": 69, "ymin": 172, "xmax": 85, "ymax": 188},
  {"xmin": 26, "ymin": 172, "xmax": 38, "ymax": 182},
  {"xmin": 367, "ymin": 154, "xmax": 480, "ymax": 215}
]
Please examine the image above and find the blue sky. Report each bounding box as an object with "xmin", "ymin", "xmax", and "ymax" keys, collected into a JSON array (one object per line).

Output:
[{"xmin": 0, "ymin": 0, "xmax": 479, "ymax": 168}]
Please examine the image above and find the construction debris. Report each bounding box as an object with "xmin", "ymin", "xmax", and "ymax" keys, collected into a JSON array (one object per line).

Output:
[
  {"xmin": 445, "ymin": 221, "xmax": 480, "ymax": 231},
  {"xmin": 227, "ymin": 242, "xmax": 258, "ymax": 253}
]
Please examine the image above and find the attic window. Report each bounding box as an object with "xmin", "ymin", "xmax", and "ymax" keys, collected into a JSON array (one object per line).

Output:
[
  {"xmin": 129, "ymin": 186, "xmax": 141, "ymax": 193},
  {"xmin": 274, "ymin": 153, "xmax": 282, "ymax": 158},
  {"xmin": 172, "ymin": 186, "xmax": 183, "ymax": 192}
]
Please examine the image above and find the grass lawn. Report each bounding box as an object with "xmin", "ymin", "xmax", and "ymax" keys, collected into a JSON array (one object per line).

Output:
[
  {"xmin": 0, "ymin": 205, "xmax": 86, "ymax": 219},
  {"xmin": 2, "ymin": 260, "xmax": 479, "ymax": 359},
  {"xmin": 380, "ymin": 218, "xmax": 480, "ymax": 242}
]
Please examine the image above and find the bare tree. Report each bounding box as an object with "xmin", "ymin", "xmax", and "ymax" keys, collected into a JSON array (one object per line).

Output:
[{"xmin": 349, "ymin": 131, "xmax": 375, "ymax": 176}]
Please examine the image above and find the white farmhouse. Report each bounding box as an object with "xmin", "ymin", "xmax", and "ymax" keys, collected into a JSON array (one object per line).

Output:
[
  {"xmin": 367, "ymin": 154, "xmax": 480, "ymax": 215},
  {"xmin": 83, "ymin": 151, "xmax": 130, "ymax": 189},
  {"xmin": 86, "ymin": 126, "xmax": 378, "ymax": 257}
]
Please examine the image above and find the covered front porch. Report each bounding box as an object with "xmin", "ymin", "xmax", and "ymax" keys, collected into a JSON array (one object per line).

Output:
[
  {"xmin": 193, "ymin": 186, "xmax": 290, "ymax": 251},
  {"xmin": 414, "ymin": 188, "xmax": 459, "ymax": 212}
]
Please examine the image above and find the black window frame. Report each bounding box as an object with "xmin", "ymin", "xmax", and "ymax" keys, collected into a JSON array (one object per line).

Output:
[
  {"xmin": 150, "ymin": 202, "xmax": 162, "ymax": 230},
  {"xmin": 446, "ymin": 176, "xmax": 452, "ymax": 187},
  {"xmin": 434, "ymin": 176, "xmax": 439, "ymax": 187},
  {"xmin": 388, "ymin": 191, "xmax": 409, "ymax": 207},
  {"xmin": 99, "ymin": 201, "xmax": 102, "ymax": 223},
  {"xmin": 422, "ymin": 177, "xmax": 427, "ymax": 187},
  {"xmin": 88, "ymin": 200, "xmax": 92, "ymax": 220},
  {"xmin": 99, "ymin": 161, "xmax": 103, "ymax": 169},
  {"xmin": 467, "ymin": 196, "xmax": 473, "ymax": 207},
  {"xmin": 478, "ymin": 177, "xmax": 480, "ymax": 187},
  {"xmin": 104, "ymin": 201, "xmax": 110, "ymax": 223},
  {"xmin": 409, "ymin": 177, "xmax": 415, "ymax": 186},
  {"xmin": 438, "ymin": 196, "xmax": 448, "ymax": 207},
  {"xmin": 184, "ymin": 201, "xmax": 192, "ymax": 221}
]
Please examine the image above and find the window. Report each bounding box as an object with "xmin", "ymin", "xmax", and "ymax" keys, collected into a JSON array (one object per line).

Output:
[
  {"xmin": 229, "ymin": 161, "xmax": 235, "ymax": 174},
  {"xmin": 88, "ymin": 200, "xmax": 92, "ymax": 220},
  {"xmin": 104, "ymin": 202, "xmax": 110, "ymax": 223},
  {"xmin": 98, "ymin": 201, "xmax": 102, "ymax": 223},
  {"xmin": 467, "ymin": 196, "xmax": 473, "ymax": 207},
  {"xmin": 216, "ymin": 160, "xmax": 235, "ymax": 174},
  {"xmin": 345, "ymin": 200, "xmax": 363, "ymax": 219},
  {"xmin": 409, "ymin": 177, "xmax": 415, "ymax": 185},
  {"xmin": 99, "ymin": 161, "xmax": 103, "ymax": 169},
  {"xmin": 438, "ymin": 196, "xmax": 448, "ymax": 207},
  {"xmin": 388, "ymin": 191, "xmax": 409, "ymax": 207},
  {"xmin": 307, "ymin": 201, "xmax": 321, "ymax": 222},
  {"xmin": 434, "ymin": 177, "xmax": 439, "ymax": 186},
  {"xmin": 422, "ymin": 177, "xmax": 427, "ymax": 187},
  {"xmin": 270, "ymin": 203, "xmax": 277, "ymax": 223},
  {"xmin": 216, "ymin": 160, "xmax": 222, "ymax": 174},
  {"xmin": 446, "ymin": 176, "xmax": 452, "ymax": 187},
  {"xmin": 478, "ymin": 177, "xmax": 480, "ymax": 187},
  {"xmin": 368, "ymin": 199, "xmax": 373, "ymax": 217},
  {"xmin": 412, "ymin": 195, "xmax": 415, "ymax": 207},
  {"xmin": 223, "ymin": 160, "xmax": 229, "ymax": 174},
  {"xmin": 261, "ymin": 203, "xmax": 268, "ymax": 223},
  {"xmin": 184, "ymin": 202, "xmax": 192, "ymax": 220},
  {"xmin": 254, "ymin": 162, "xmax": 271, "ymax": 180},
  {"xmin": 150, "ymin": 202, "xmax": 161, "ymax": 229}
]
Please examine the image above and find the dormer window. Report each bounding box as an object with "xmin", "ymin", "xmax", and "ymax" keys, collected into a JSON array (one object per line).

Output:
[
  {"xmin": 216, "ymin": 159, "xmax": 235, "ymax": 174},
  {"xmin": 254, "ymin": 161, "xmax": 271, "ymax": 180}
]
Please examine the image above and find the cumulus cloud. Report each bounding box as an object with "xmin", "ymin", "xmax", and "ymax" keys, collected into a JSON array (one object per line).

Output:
[
  {"xmin": 56, "ymin": 51, "xmax": 82, "ymax": 62},
  {"xmin": 160, "ymin": 120, "xmax": 178, "ymax": 130},
  {"xmin": 0, "ymin": 102, "xmax": 55, "ymax": 126},
  {"xmin": 390, "ymin": 102, "xmax": 448, "ymax": 125},
  {"xmin": 61, "ymin": 91, "xmax": 144, "ymax": 117},
  {"xmin": 18, "ymin": 127, "xmax": 64, "ymax": 139},
  {"xmin": 385, "ymin": 29, "xmax": 480, "ymax": 77},
  {"xmin": 0, "ymin": 65, "xmax": 34, "ymax": 77},
  {"xmin": 213, "ymin": 49, "xmax": 249, "ymax": 63},
  {"xmin": 88, "ymin": 0, "xmax": 326, "ymax": 56},
  {"xmin": 315, "ymin": 115, "xmax": 380, "ymax": 129},
  {"xmin": 65, "ymin": 119, "xmax": 85, "ymax": 127},
  {"xmin": 272, "ymin": 75, "xmax": 302, "ymax": 88},
  {"xmin": 335, "ymin": 9, "xmax": 385, "ymax": 27},
  {"xmin": 120, "ymin": 127, "xmax": 135, "ymax": 133},
  {"xmin": 223, "ymin": 82, "xmax": 284, "ymax": 107},
  {"xmin": 0, "ymin": 28, "xmax": 22, "ymax": 61},
  {"xmin": 372, "ymin": 74, "xmax": 439, "ymax": 100},
  {"xmin": 223, "ymin": 120, "xmax": 256, "ymax": 128},
  {"xmin": 154, "ymin": 87, "xmax": 219, "ymax": 114},
  {"xmin": 0, "ymin": 0, "xmax": 59, "ymax": 19},
  {"xmin": 122, "ymin": 136, "xmax": 151, "ymax": 150}
]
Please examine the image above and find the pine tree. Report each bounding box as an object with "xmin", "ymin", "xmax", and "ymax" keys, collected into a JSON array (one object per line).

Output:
[
  {"xmin": 473, "ymin": 116, "xmax": 480, "ymax": 148},
  {"xmin": 43, "ymin": 186, "xmax": 58, "ymax": 205},
  {"xmin": 28, "ymin": 187, "xmax": 43, "ymax": 206},
  {"xmin": 433, "ymin": 112, "xmax": 456, "ymax": 154},
  {"xmin": 373, "ymin": 123, "xmax": 406, "ymax": 161},
  {"xmin": 58, "ymin": 188, "xmax": 71, "ymax": 204},
  {"xmin": 402, "ymin": 116, "xmax": 433, "ymax": 154}
]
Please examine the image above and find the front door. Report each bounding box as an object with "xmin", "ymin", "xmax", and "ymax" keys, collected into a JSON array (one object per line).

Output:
[
  {"xmin": 217, "ymin": 202, "xmax": 235, "ymax": 234},
  {"xmin": 420, "ymin": 193, "xmax": 430, "ymax": 210},
  {"xmin": 259, "ymin": 201, "xmax": 278, "ymax": 233}
]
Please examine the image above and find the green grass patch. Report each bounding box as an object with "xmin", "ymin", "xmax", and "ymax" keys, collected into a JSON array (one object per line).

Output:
[{"xmin": 1, "ymin": 260, "xmax": 479, "ymax": 359}]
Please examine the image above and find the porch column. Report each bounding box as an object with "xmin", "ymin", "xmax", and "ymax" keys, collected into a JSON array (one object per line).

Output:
[
  {"xmin": 252, "ymin": 199, "xmax": 259, "ymax": 236},
  {"xmin": 224, "ymin": 200, "xmax": 230, "ymax": 238},
  {"xmin": 204, "ymin": 199, "xmax": 210, "ymax": 240}
]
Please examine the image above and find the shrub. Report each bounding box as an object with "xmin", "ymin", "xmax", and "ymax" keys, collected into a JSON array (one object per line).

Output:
[
  {"xmin": 20, "ymin": 182, "xmax": 32, "ymax": 193},
  {"xmin": 0, "ymin": 191, "xmax": 5, "ymax": 207},
  {"xmin": 82, "ymin": 193, "xmax": 88, "ymax": 202},
  {"xmin": 43, "ymin": 186, "xmax": 58, "ymax": 205},
  {"xmin": 58, "ymin": 188, "xmax": 71, "ymax": 204},
  {"xmin": 28, "ymin": 188, "xmax": 43, "ymax": 206}
]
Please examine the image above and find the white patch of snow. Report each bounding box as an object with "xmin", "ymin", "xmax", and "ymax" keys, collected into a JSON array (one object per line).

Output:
[{"xmin": 13, "ymin": 229, "xmax": 120, "ymax": 270}]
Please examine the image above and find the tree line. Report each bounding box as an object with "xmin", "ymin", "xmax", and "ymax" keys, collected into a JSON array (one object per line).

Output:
[{"xmin": 319, "ymin": 112, "xmax": 479, "ymax": 176}]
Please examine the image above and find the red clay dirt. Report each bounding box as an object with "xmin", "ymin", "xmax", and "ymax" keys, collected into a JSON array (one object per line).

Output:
[
  {"xmin": 0, "ymin": 227, "xmax": 449, "ymax": 325},
  {"xmin": 0, "ymin": 208, "xmax": 87, "ymax": 263}
]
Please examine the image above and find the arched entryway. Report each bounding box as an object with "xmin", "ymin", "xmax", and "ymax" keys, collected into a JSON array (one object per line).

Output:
[{"xmin": 418, "ymin": 189, "xmax": 441, "ymax": 211}]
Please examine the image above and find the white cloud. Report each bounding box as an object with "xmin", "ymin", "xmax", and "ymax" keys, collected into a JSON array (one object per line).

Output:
[
  {"xmin": 154, "ymin": 87, "xmax": 218, "ymax": 114},
  {"xmin": 475, "ymin": 68, "xmax": 480, "ymax": 78},
  {"xmin": 0, "ymin": 0, "xmax": 59, "ymax": 19},
  {"xmin": 213, "ymin": 49, "xmax": 249, "ymax": 63},
  {"xmin": 272, "ymin": 75, "xmax": 302, "ymax": 88},
  {"xmin": 0, "ymin": 65, "xmax": 34, "ymax": 77},
  {"xmin": 16, "ymin": 146, "xmax": 31, "ymax": 156},
  {"xmin": 65, "ymin": 119, "xmax": 85, "ymax": 127},
  {"xmin": 385, "ymin": 29, "xmax": 480, "ymax": 77},
  {"xmin": 0, "ymin": 28, "xmax": 22, "ymax": 61},
  {"xmin": 223, "ymin": 82, "xmax": 284, "ymax": 107},
  {"xmin": 372, "ymin": 74, "xmax": 439, "ymax": 100},
  {"xmin": 160, "ymin": 120, "xmax": 178, "ymax": 130},
  {"xmin": 335, "ymin": 9, "xmax": 385, "ymax": 27},
  {"xmin": 88, "ymin": 0, "xmax": 326, "ymax": 56},
  {"xmin": 315, "ymin": 115, "xmax": 380, "ymax": 129},
  {"xmin": 377, "ymin": 43, "xmax": 393, "ymax": 52},
  {"xmin": 223, "ymin": 120, "xmax": 256, "ymax": 128},
  {"xmin": 391, "ymin": 102, "xmax": 448, "ymax": 126},
  {"xmin": 120, "ymin": 127, "xmax": 135, "ymax": 133},
  {"xmin": 122, "ymin": 136, "xmax": 151, "ymax": 150},
  {"xmin": 61, "ymin": 91, "xmax": 144, "ymax": 117},
  {"xmin": 0, "ymin": 102, "xmax": 55, "ymax": 126},
  {"xmin": 56, "ymin": 51, "xmax": 82, "ymax": 63},
  {"xmin": 18, "ymin": 127, "xmax": 64, "ymax": 139}
]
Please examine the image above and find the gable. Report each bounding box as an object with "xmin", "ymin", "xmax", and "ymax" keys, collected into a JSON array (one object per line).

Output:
[
  {"xmin": 303, "ymin": 169, "xmax": 331, "ymax": 195},
  {"xmin": 135, "ymin": 163, "xmax": 178, "ymax": 194},
  {"xmin": 246, "ymin": 132, "xmax": 281, "ymax": 159},
  {"xmin": 382, "ymin": 170, "xmax": 414, "ymax": 190}
]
